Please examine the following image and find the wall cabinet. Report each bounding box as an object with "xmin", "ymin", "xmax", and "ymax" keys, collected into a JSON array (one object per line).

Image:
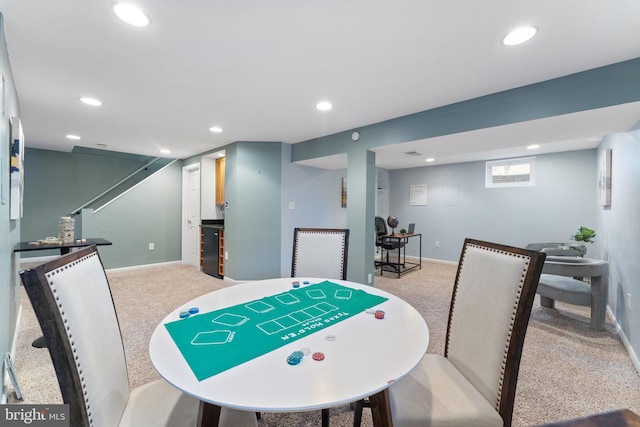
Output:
[{"xmin": 216, "ymin": 157, "xmax": 225, "ymax": 205}]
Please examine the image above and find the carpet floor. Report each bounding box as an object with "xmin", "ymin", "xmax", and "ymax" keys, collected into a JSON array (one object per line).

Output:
[{"xmin": 7, "ymin": 259, "xmax": 640, "ymax": 426}]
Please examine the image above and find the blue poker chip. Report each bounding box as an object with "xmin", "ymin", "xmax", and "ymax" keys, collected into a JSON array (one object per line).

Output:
[
  {"xmin": 303, "ymin": 281, "xmax": 310, "ymax": 285},
  {"xmin": 290, "ymin": 351, "xmax": 304, "ymax": 359},
  {"xmin": 287, "ymin": 355, "xmax": 302, "ymax": 365},
  {"xmin": 188, "ymin": 307, "xmax": 200, "ymax": 315},
  {"xmin": 179, "ymin": 310, "xmax": 190, "ymax": 319}
]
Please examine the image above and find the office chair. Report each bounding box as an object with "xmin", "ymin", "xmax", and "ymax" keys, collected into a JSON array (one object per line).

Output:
[
  {"xmin": 19, "ymin": 245, "xmax": 257, "ymax": 427},
  {"xmin": 355, "ymin": 238, "xmax": 546, "ymax": 427},
  {"xmin": 374, "ymin": 216, "xmax": 405, "ymax": 272}
]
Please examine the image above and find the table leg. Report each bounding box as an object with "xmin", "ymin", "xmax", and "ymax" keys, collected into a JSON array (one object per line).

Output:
[
  {"xmin": 369, "ymin": 389, "xmax": 393, "ymax": 427},
  {"xmin": 198, "ymin": 402, "xmax": 221, "ymax": 427},
  {"xmin": 590, "ymin": 276, "xmax": 606, "ymax": 331}
]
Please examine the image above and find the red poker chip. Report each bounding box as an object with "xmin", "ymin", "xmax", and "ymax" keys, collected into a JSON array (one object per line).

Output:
[{"xmin": 312, "ymin": 352, "xmax": 325, "ymax": 361}]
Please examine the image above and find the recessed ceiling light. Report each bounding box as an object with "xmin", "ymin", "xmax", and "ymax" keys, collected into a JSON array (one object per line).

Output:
[
  {"xmin": 527, "ymin": 144, "xmax": 540, "ymax": 150},
  {"xmin": 425, "ymin": 158, "xmax": 435, "ymax": 163},
  {"xmin": 113, "ymin": 3, "xmax": 150, "ymax": 27},
  {"xmin": 80, "ymin": 97, "xmax": 102, "ymax": 106},
  {"xmin": 209, "ymin": 126, "xmax": 223, "ymax": 133},
  {"xmin": 502, "ymin": 26, "xmax": 537, "ymax": 46},
  {"xmin": 66, "ymin": 134, "xmax": 81, "ymax": 140},
  {"xmin": 160, "ymin": 149, "xmax": 171, "ymax": 154},
  {"xmin": 316, "ymin": 101, "xmax": 332, "ymax": 111}
]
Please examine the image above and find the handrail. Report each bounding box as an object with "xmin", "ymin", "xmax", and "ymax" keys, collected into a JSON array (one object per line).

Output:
[
  {"xmin": 93, "ymin": 159, "xmax": 178, "ymax": 213},
  {"xmin": 69, "ymin": 157, "xmax": 164, "ymax": 215}
]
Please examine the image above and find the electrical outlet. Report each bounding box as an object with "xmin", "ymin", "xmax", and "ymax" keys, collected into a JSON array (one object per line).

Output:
[
  {"xmin": 435, "ymin": 241, "xmax": 440, "ymax": 248},
  {"xmin": 627, "ymin": 292, "xmax": 632, "ymax": 311},
  {"xmin": 148, "ymin": 243, "xmax": 154, "ymax": 251},
  {"xmin": 225, "ymin": 251, "xmax": 229, "ymax": 260},
  {"xmin": 368, "ymin": 273, "xmax": 372, "ymax": 284},
  {"xmin": 288, "ymin": 201, "xmax": 295, "ymax": 210}
]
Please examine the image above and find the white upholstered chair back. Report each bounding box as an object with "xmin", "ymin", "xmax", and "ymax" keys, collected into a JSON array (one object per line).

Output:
[
  {"xmin": 20, "ymin": 246, "xmax": 130, "ymax": 427},
  {"xmin": 291, "ymin": 228, "xmax": 349, "ymax": 280},
  {"xmin": 445, "ymin": 239, "xmax": 545, "ymax": 422}
]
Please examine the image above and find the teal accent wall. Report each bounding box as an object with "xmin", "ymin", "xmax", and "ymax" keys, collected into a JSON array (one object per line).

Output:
[
  {"xmin": 20, "ymin": 148, "xmax": 167, "ymax": 258},
  {"xmin": 291, "ymin": 57, "xmax": 640, "ymax": 162},
  {"xmin": 19, "ymin": 148, "xmax": 183, "ymax": 269},
  {"xmin": 224, "ymin": 142, "xmax": 282, "ymax": 280},
  {"xmin": 0, "ymin": 13, "xmax": 22, "ymax": 400},
  {"xmin": 346, "ymin": 149, "xmax": 376, "ymax": 284},
  {"xmin": 77, "ymin": 161, "xmax": 183, "ymax": 269}
]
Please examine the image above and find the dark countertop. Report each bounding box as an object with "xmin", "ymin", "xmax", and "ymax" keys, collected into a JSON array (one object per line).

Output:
[{"xmin": 201, "ymin": 219, "xmax": 224, "ymax": 228}]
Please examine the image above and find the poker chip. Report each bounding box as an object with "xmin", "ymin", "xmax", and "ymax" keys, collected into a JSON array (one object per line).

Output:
[
  {"xmin": 365, "ymin": 308, "xmax": 375, "ymax": 315},
  {"xmin": 303, "ymin": 281, "xmax": 310, "ymax": 285},
  {"xmin": 179, "ymin": 310, "xmax": 190, "ymax": 319},
  {"xmin": 374, "ymin": 310, "xmax": 385, "ymax": 319},
  {"xmin": 292, "ymin": 281, "xmax": 300, "ymax": 288},
  {"xmin": 287, "ymin": 355, "xmax": 302, "ymax": 365},
  {"xmin": 312, "ymin": 352, "xmax": 325, "ymax": 361},
  {"xmin": 325, "ymin": 334, "xmax": 336, "ymax": 341},
  {"xmin": 290, "ymin": 351, "xmax": 304, "ymax": 359},
  {"xmin": 188, "ymin": 307, "xmax": 200, "ymax": 315},
  {"xmin": 300, "ymin": 348, "xmax": 311, "ymax": 356}
]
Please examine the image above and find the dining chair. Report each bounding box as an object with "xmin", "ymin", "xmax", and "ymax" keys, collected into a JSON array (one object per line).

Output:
[
  {"xmin": 290, "ymin": 227, "xmax": 349, "ymax": 427},
  {"xmin": 19, "ymin": 245, "xmax": 257, "ymax": 427},
  {"xmin": 354, "ymin": 238, "xmax": 546, "ymax": 427},
  {"xmin": 291, "ymin": 227, "xmax": 350, "ymax": 280}
]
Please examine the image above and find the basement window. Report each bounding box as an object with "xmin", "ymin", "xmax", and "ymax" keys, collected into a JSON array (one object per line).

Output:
[{"xmin": 485, "ymin": 157, "xmax": 535, "ymax": 188}]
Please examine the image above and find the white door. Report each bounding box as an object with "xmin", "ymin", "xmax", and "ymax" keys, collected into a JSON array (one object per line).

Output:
[{"xmin": 182, "ymin": 166, "xmax": 201, "ymax": 267}]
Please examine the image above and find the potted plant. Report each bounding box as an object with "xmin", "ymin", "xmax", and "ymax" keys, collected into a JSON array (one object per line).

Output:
[{"xmin": 569, "ymin": 226, "xmax": 596, "ymax": 256}]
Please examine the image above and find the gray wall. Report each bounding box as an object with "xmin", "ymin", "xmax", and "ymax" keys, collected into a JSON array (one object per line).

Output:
[
  {"xmin": 387, "ymin": 150, "xmax": 597, "ymax": 261},
  {"xmin": 1, "ymin": 14, "xmax": 22, "ymax": 401},
  {"xmin": 279, "ymin": 143, "xmax": 347, "ymax": 277},
  {"xmin": 597, "ymin": 128, "xmax": 640, "ymax": 363},
  {"xmin": 78, "ymin": 161, "xmax": 183, "ymax": 269},
  {"xmin": 224, "ymin": 142, "xmax": 282, "ymax": 280},
  {"xmin": 20, "ymin": 148, "xmax": 167, "ymax": 258}
]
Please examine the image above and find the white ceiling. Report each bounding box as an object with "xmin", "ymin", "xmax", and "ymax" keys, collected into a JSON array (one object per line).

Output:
[{"xmin": 1, "ymin": 1, "xmax": 640, "ymax": 169}]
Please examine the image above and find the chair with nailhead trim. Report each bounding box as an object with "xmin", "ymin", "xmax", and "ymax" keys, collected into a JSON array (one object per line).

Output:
[
  {"xmin": 354, "ymin": 238, "xmax": 546, "ymax": 427},
  {"xmin": 20, "ymin": 245, "xmax": 257, "ymax": 427}
]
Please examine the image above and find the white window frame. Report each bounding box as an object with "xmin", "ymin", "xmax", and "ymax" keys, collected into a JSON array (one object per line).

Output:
[{"xmin": 485, "ymin": 157, "xmax": 536, "ymax": 188}]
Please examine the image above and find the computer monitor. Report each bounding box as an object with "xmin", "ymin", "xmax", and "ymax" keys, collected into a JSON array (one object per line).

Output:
[{"xmin": 408, "ymin": 223, "xmax": 415, "ymax": 234}]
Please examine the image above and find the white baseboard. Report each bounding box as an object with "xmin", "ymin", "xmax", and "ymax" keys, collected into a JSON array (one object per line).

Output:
[
  {"xmin": 105, "ymin": 260, "xmax": 183, "ymax": 274},
  {"xmin": 607, "ymin": 306, "xmax": 640, "ymax": 376}
]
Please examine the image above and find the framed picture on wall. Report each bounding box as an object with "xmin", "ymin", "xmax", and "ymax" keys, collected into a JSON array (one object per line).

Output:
[
  {"xmin": 598, "ymin": 148, "xmax": 611, "ymax": 207},
  {"xmin": 341, "ymin": 177, "xmax": 347, "ymax": 208},
  {"xmin": 10, "ymin": 117, "xmax": 24, "ymax": 219}
]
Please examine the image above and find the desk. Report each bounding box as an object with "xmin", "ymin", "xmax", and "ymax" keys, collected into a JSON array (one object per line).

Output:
[
  {"xmin": 149, "ymin": 277, "xmax": 429, "ymax": 427},
  {"xmin": 537, "ymin": 256, "xmax": 609, "ymax": 331},
  {"xmin": 378, "ymin": 233, "xmax": 422, "ymax": 278},
  {"xmin": 14, "ymin": 237, "xmax": 112, "ymax": 255}
]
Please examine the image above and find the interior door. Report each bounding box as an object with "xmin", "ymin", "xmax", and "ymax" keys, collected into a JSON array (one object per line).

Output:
[{"xmin": 183, "ymin": 166, "xmax": 201, "ymax": 267}]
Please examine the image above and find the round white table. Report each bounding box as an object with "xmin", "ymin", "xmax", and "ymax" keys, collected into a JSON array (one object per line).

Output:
[{"xmin": 149, "ymin": 278, "xmax": 429, "ymax": 425}]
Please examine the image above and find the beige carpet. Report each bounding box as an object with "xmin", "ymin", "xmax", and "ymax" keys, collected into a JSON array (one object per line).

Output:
[{"xmin": 8, "ymin": 260, "xmax": 640, "ymax": 426}]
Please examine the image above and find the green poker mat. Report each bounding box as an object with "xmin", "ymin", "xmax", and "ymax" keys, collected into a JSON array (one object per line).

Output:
[{"xmin": 164, "ymin": 280, "xmax": 388, "ymax": 381}]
